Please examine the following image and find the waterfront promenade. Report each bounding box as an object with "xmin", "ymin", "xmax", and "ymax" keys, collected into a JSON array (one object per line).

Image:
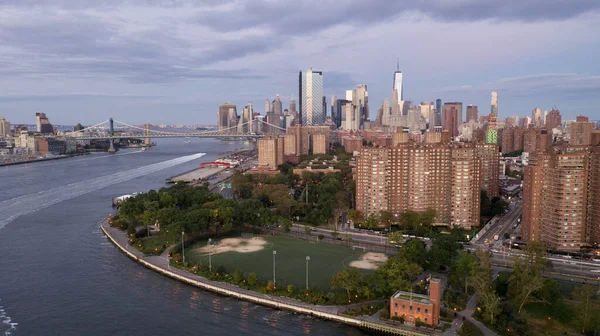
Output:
[{"xmin": 101, "ymin": 219, "xmax": 435, "ymax": 336}]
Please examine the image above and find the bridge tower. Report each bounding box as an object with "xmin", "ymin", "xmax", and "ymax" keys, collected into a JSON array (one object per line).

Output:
[
  {"xmin": 108, "ymin": 118, "xmax": 117, "ymax": 153},
  {"xmin": 144, "ymin": 123, "xmax": 152, "ymax": 147}
]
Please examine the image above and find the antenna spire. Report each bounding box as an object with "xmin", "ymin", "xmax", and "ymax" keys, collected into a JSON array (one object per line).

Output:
[{"xmin": 396, "ymin": 58, "xmax": 399, "ymax": 72}]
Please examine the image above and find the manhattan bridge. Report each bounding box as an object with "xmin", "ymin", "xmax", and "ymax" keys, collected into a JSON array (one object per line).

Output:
[{"xmin": 68, "ymin": 118, "xmax": 286, "ymax": 151}]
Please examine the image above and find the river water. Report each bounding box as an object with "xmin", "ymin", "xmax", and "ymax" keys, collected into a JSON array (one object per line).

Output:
[{"xmin": 0, "ymin": 138, "xmax": 367, "ymax": 336}]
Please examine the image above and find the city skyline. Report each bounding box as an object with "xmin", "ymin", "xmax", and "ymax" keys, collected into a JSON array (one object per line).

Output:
[{"xmin": 1, "ymin": 1, "xmax": 599, "ymax": 125}]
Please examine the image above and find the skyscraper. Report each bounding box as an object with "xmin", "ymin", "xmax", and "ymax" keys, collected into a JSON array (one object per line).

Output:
[
  {"xmin": 490, "ymin": 91, "xmax": 498, "ymax": 116},
  {"xmin": 217, "ymin": 103, "xmax": 238, "ymax": 131},
  {"xmin": 532, "ymin": 107, "xmax": 544, "ymax": 127},
  {"xmin": 393, "ymin": 61, "xmax": 403, "ymax": 102},
  {"xmin": 522, "ymin": 145, "xmax": 598, "ymax": 251},
  {"xmin": 0, "ymin": 117, "xmax": 10, "ymax": 137},
  {"xmin": 289, "ymin": 95, "xmax": 296, "ymax": 113},
  {"xmin": 442, "ymin": 102, "xmax": 462, "ymax": 138},
  {"xmin": 299, "ymin": 69, "xmax": 324, "ymax": 126},
  {"xmin": 570, "ymin": 116, "xmax": 593, "ymax": 146},
  {"xmin": 35, "ymin": 112, "xmax": 54, "ymax": 134},
  {"xmin": 545, "ymin": 108, "xmax": 562, "ymax": 131},
  {"xmin": 435, "ymin": 99, "xmax": 442, "ymax": 119},
  {"xmin": 485, "ymin": 93, "xmax": 499, "ymax": 144},
  {"xmin": 356, "ymin": 142, "xmax": 485, "ymax": 229},
  {"xmin": 466, "ymin": 105, "xmax": 479, "ymax": 123}
]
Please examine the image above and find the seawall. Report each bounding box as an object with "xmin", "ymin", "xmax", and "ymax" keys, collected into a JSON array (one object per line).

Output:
[{"xmin": 101, "ymin": 221, "xmax": 431, "ymax": 336}]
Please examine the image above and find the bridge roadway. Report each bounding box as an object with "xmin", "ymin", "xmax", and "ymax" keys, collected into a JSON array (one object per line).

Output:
[{"xmin": 74, "ymin": 133, "xmax": 264, "ymax": 140}]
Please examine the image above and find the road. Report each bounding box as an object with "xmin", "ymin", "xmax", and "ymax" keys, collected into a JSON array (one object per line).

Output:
[
  {"xmin": 475, "ymin": 201, "xmax": 521, "ymax": 248},
  {"xmin": 290, "ymin": 224, "xmax": 392, "ymax": 247}
]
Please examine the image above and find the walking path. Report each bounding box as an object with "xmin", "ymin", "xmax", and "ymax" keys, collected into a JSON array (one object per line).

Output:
[
  {"xmin": 101, "ymin": 219, "xmax": 434, "ymax": 336},
  {"xmin": 441, "ymin": 294, "xmax": 497, "ymax": 336}
]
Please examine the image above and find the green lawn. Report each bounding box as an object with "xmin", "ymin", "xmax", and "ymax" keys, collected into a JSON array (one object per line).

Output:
[{"xmin": 185, "ymin": 235, "xmax": 374, "ymax": 290}]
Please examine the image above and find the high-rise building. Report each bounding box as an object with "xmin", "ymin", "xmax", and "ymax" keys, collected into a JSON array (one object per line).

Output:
[
  {"xmin": 477, "ymin": 144, "xmax": 500, "ymax": 197},
  {"xmin": 356, "ymin": 142, "xmax": 486, "ymax": 229},
  {"xmin": 570, "ymin": 116, "xmax": 593, "ymax": 146},
  {"xmin": 286, "ymin": 125, "xmax": 330, "ymax": 155},
  {"xmin": 380, "ymin": 98, "xmax": 391, "ymax": 127},
  {"xmin": 519, "ymin": 116, "xmax": 532, "ymax": 129},
  {"xmin": 299, "ymin": 69, "xmax": 324, "ymax": 126},
  {"xmin": 435, "ymin": 99, "xmax": 442, "ymax": 120},
  {"xmin": 289, "ymin": 95, "xmax": 296, "ymax": 114},
  {"xmin": 393, "ymin": 62, "xmax": 403, "ymax": 103},
  {"xmin": 490, "ymin": 92, "xmax": 498, "ymax": 116},
  {"xmin": 312, "ymin": 134, "xmax": 327, "ymax": 154},
  {"xmin": 258, "ymin": 136, "xmax": 284, "ymax": 170},
  {"xmin": 353, "ymin": 85, "xmax": 369, "ymax": 127},
  {"xmin": 532, "ymin": 107, "xmax": 544, "ymax": 127},
  {"xmin": 442, "ymin": 102, "xmax": 462, "ymax": 139},
  {"xmin": 522, "ymin": 146, "xmax": 597, "ymax": 251},
  {"xmin": 420, "ymin": 101, "xmax": 434, "ymax": 123},
  {"xmin": 330, "ymin": 95, "xmax": 338, "ymax": 128},
  {"xmin": 218, "ymin": 103, "xmax": 237, "ymax": 131},
  {"xmin": 545, "ymin": 108, "xmax": 562, "ymax": 131},
  {"xmin": 466, "ymin": 105, "xmax": 478, "ymax": 123},
  {"xmin": 0, "ymin": 117, "xmax": 10, "ymax": 137},
  {"xmin": 35, "ymin": 112, "xmax": 54, "ymax": 134}
]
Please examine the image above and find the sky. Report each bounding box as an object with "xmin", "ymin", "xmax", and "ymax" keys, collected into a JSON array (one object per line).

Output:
[{"xmin": 0, "ymin": 0, "xmax": 599, "ymax": 125}]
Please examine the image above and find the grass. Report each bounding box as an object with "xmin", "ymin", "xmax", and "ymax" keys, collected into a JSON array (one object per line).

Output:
[{"xmin": 185, "ymin": 235, "xmax": 374, "ymax": 290}]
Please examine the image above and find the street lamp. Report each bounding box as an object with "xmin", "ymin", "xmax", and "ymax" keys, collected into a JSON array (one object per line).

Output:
[
  {"xmin": 306, "ymin": 256, "xmax": 311, "ymax": 290},
  {"xmin": 208, "ymin": 238, "xmax": 212, "ymax": 272},
  {"xmin": 273, "ymin": 250, "xmax": 277, "ymax": 286},
  {"xmin": 181, "ymin": 231, "xmax": 185, "ymax": 264}
]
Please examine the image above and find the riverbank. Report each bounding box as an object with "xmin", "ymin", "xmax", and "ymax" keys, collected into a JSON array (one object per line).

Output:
[
  {"xmin": 100, "ymin": 218, "xmax": 433, "ymax": 336},
  {"xmin": 0, "ymin": 152, "xmax": 89, "ymax": 167}
]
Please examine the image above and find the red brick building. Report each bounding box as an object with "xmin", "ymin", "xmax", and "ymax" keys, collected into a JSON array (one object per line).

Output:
[{"xmin": 390, "ymin": 278, "xmax": 441, "ymax": 326}]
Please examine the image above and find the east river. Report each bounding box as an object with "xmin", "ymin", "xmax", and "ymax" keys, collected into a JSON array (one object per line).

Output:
[{"xmin": 0, "ymin": 138, "xmax": 367, "ymax": 336}]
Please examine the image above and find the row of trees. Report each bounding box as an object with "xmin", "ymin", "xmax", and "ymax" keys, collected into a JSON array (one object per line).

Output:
[
  {"xmin": 112, "ymin": 183, "xmax": 282, "ymax": 254},
  {"xmin": 232, "ymin": 169, "xmax": 353, "ymax": 226}
]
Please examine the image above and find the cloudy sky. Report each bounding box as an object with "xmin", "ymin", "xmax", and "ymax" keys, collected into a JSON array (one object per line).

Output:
[{"xmin": 1, "ymin": 0, "xmax": 599, "ymax": 125}]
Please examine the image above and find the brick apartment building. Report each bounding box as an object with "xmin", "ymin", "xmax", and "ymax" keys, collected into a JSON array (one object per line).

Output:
[
  {"xmin": 356, "ymin": 140, "xmax": 498, "ymax": 229},
  {"xmin": 522, "ymin": 146, "xmax": 600, "ymax": 251}
]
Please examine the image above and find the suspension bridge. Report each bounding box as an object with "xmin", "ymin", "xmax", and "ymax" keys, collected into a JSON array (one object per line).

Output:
[{"xmin": 69, "ymin": 118, "xmax": 286, "ymax": 152}]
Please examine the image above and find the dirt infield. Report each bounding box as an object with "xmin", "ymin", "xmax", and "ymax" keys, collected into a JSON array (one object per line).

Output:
[
  {"xmin": 349, "ymin": 252, "xmax": 388, "ymax": 270},
  {"xmin": 195, "ymin": 237, "xmax": 267, "ymax": 255}
]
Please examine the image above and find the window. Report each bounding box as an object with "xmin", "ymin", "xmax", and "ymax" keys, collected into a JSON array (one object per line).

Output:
[
  {"xmin": 417, "ymin": 307, "xmax": 421, "ymax": 313},
  {"xmin": 425, "ymin": 309, "xmax": 428, "ymax": 314}
]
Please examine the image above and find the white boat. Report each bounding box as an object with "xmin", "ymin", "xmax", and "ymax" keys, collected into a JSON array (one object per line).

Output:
[{"xmin": 141, "ymin": 147, "xmax": 147, "ymax": 151}]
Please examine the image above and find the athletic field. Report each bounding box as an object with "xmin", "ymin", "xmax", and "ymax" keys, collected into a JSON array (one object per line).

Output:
[{"xmin": 185, "ymin": 235, "xmax": 379, "ymax": 290}]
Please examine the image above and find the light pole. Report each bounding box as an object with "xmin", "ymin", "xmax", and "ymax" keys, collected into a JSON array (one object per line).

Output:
[
  {"xmin": 181, "ymin": 231, "xmax": 185, "ymax": 264},
  {"xmin": 273, "ymin": 250, "xmax": 277, "ymax": 287},
  {"xmin": 306, "ymin": 256, "xmax": 310, "ymax": 290},
  {"xmin": 208, "ymin": 238, "xmax": 212, "ymax": 272}
]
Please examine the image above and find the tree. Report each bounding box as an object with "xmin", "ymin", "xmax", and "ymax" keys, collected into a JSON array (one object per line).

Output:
[
  {"xmin": 378, "ymin": 255, "xmax": 423, "ymax": 292},
  {"xmin": 399, "ymin": 239, "xmax": 426, "ymax": 266},
  {"xmin": 331, "ymin": 269, "xmax": 363, "ymax": 301},
  {"xmin": 379, "ymin": 210, "xmax": 394, "ymax": 231},
  {"xmin": 363, "ymin": 214, "xmax": 378, "ymax": 229},
  {"xmin": 233, "ymin": 269, "xmax": 244, "ymax": 284},
  {"xmin": 573, "ymin": 285, "xmax": 597, "ymax": 334},
  {"xmin": 266, "ymin": 280, "xmax": 276, "ymax": 292},
  {"xmin": 388, "ymin": 231, "xmax": 404, "ymax": 244},
  {"xmin": 509, "ymin": 241, "xmax": 549, "ymax": 315},
  {"xmin": 247, "ymin": 272, "xmax": 258, "ymax": 287},
  {"xmin": 472, "ymin": 250, "xmax": 501, "ymax": 325},
  {"xmin": 287, "ymin": 284, "xmax": 296, "ymax": 295},
  {"xmin": 452, "ymin": 252, "xmax": 480, "ymax": 294},
  {"xmin": 348, "ymin": 210, "xmax": 364, "ymax": 225}
]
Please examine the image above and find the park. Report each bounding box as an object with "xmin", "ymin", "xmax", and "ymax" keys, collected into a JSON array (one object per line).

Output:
[{"xmin": 185, "ymin": 235, "xmax": 386, "ymax": 290}]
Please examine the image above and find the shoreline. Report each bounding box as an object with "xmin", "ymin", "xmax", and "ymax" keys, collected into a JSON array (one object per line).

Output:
[
  {"xmin": 100, "ymin": 218, "xmax": 431, "ymax": 336},
  {"xmin": 0, "ymin": 152, "xmax": 89, "ymax": 167}
]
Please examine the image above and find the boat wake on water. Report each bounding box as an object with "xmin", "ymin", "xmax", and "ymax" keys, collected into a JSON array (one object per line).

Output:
[
  {"xmin": 0, "ymin": 299, "xmax": 17, "ymax": 336},
  {"xmin": 0, "ymin": 153, "xmax": 205, "ymax": 231}
]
